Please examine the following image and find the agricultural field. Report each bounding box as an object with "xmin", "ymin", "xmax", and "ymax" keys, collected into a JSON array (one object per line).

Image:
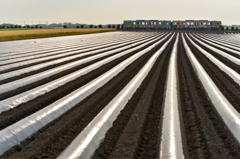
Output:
[
  {"xmin": 0, "ymin": 31, "xmax": 240, "ymax": 158},
  {"xmin": 0, "ymin": 28, "xmax": 117, "ymax": 42}
]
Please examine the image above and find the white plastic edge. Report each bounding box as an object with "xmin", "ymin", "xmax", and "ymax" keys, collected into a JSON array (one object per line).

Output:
[
  {"xmin": 0, "ymin": 33, "xmax": 172, "ymax": 156},
  {"xmin": 159, "ymin": 34, "xmax": 184, "ymax": 159},
  {"xmin": 57, "ymin": 33, "xmax": 175, "ymax": 159},
  {"xmin": 182, "ymin": 33, "xmax": 240, "ymax": 146},
  {"xmin": 186, "ymin": 34, "xmax": 240, "ymax": 86},
  {"xmin": 189, "ymin": 33, "xmax": 240, "ymax": 65}
]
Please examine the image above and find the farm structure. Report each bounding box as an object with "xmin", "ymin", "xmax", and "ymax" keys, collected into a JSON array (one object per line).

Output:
[
  {"xmin": 124, "ymin": 20, "xmax": 222, "ymax": 30},
  {"xmin": 172, "ymin": 20, "xmax": 222, "ymax": 30},
  {"xmin": 124, "ymin": 20, "xmax": 171, "ymax": 29}
]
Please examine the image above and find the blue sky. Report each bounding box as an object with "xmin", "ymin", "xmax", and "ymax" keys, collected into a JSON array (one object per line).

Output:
[{"xmin": 0, "ymin": 0, "xmax": 239, "ymax": 25}]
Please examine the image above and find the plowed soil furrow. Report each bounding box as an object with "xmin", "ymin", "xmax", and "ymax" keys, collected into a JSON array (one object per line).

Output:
[
  {"xmin": 188, "ymin": 33, "xmax": 240, "ymax": 74},
  {"xmin": 92, "ymin": 34, "xmax": 176, "ymax": 159},
  {"xmin": 133, "ymin": 42, "xmax": 172, "ymax": 159},
  {"xmin": 179, "ymin": 35, "xmax": 240, "ymax": 158},
  {"xmin": 0, "ymin": 34, "xmax": 170, "ymax": 159},
  {"xmin": 184, "ymin": 34, "xmax": 240, "ymax": 113}
]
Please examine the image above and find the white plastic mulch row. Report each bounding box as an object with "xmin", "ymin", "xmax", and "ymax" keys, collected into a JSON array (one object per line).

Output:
[
  {"xmin": 199, "ymin": 34, "xmax": 240, "ymax": 47},
  {"xmin": 182, "ymin": 34, "xmax": 240, "ymax": 146},
  {"xmin": 0, "ymin": 32, "xmax": 166, "ymax": 95},
  {"xmin": 186, "ymin": 34, "xmax": 240, "ymax": 86},
  {"xmin": 0, "ymin": 32, "xmax": 128, "ymax": 55},
  {"xmin": 193, "ymin": 34, "xmax": 240, "ymax": 56},
  {"xmin": 0, "ymin": 32, "xmax": 162, "ymax": 81},
  {"xmin": 57, "ymin": 33, "xmax": 175, "ymax": 159},
  {"xmin": 195, "ymin": 33, "xmax": 240, "ymax": 51},
  {"xmin": 0, "ymin": 32, "xmax": 160, "ymax": 72},
  {"xmin": 0, "ymin": 32, "xmax": 149, "ymax": 60},
  {"xmin": 0, "ymin": 32, "xmax": 155, "ymax": 65},
  {"xmin": 189, "ymin": 34, "xmax": 240, "ymax": 65},
  {"xmin": 202, "ymin": 34, "xmax": 240, "ymax": 45},
  {"xmin": 0, "ymin": 33, "xmax": 173, "ymax": 156},
  {"xmin": 158, "ymin": 34, "xmax": 185, "ymax": 158}
]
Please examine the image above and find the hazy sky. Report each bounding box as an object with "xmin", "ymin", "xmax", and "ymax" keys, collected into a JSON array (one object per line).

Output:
[{"xmin": 0, "ymin": 0, "xmax": 239, "ymax": 25}]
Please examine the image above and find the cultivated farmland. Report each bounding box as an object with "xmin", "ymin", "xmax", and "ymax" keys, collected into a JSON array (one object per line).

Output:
[
  {"xmin": 0, "ymin": 28, "xmax": 117, "ymax": 42},
  {"xmin": 0, "ymin": 31, "xmax": 240, "ymax": 158}
]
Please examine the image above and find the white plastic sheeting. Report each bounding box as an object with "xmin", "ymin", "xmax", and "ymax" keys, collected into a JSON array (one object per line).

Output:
[
  {"xmin": 182, "ymin": 34, "xmax": 240, "ymax": 146},
  {"xmin": 0, "ymin": 33, "xmax": 159, "ymax": 72},
  {"xmin": 0, "ymin": 33, "xmax": 166, "ymax": 95},
  {"xmin": 199, "ymin": 34, "xmax": 240, "ymax": 45},
  {"xmin": 195, "ymin": 33, "xmax": 240, "ymax": 52},
  {"xmin": 0, "ymin": 32, "xmax": 130, "ymax": 55},
  {"xmin": 159, "ymin": 34, "xmax": 185, "ymax": 159},
  {"xmin": 0, "ymin": 32, "xmax": 150, "ymax": 60},
  {"xmin": 199, "ymin": 34, "xmax": 240, "ymax": 48},
  {"xmin": 0, "ymin": 32, "xmax": 172, "ymax": 156},
  {"xmin": 57, "ymin": 33, "xmax": 175, "ymax": 159},
  {"xmin": 189, "ymin": 34, "xmax": 240, "ymax": 65},
  {"xmin": 0, "ymin": 33, "xmax": 170, "ymax": 113},
  {"xmin": 186, "ymin": 34, "xmax": 240, "ymax": 86},
  {"xmin": 0, "ymin": 32, "xmax": 162, "ymax": 83},
  {"xmin": 193, "ymin": 34, "xmax": 240, "ymax": 55},
  {"xmin": 0, "ymin": 32, "xmax": 157, "ymax": 66}
]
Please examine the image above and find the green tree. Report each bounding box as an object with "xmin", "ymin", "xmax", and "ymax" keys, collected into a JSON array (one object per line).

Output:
[
  {"xmin": 0, "ymin": 26, "xmax": 1, "ymax": 29},
  {"xmin": 117, "ymin": 24, "xmax": 120, "ymax": 30},
  {"xmin": 236, "ymin": 27, "xmax": 239, "ymax": 31},
  {"xmin": 40, "ymin": 26, "xmax": 42, "ymax": 29},
  {"xmin": 121, "ymin": 24, "xmax": 124, "ymax": 29},
  {"xmin": 108, "ymin": 24, "xmax": 111, "ymax": 28},
  {"xmin": 14, "ymin": 25, "xmax": 18, "ymax": 28},
  {"xmin": 76, "ymin": 26, "xmax": 80, "ymax": 28},
  {"xmin": 10, "ymin": 25, "xmax": 13, "ymax": 28},
  {"xmin": 226, "ymin": 26, "xmax": 229, "ymax": 30},
  {"xmin": 23, "ymin": 26, "xmax": 26, "ymax": 28},
  {"xmin": 98, "ymin": 24, "xmax": 102, "ymax": 28},
  {"xmin": 63, "ymin": 25, "xmax": 67, "ymax": 28},
  {"xmin": 31, "ymin": 26, "xmax": 34, "ymax": 29},
  {"xmin": 94, "ymin": 26, "xmax": 97, "ymax": 28},
  {"xmin": 220, "ymin": 25, "xmax": 224, "ymax": 31},
  {"xmin": 231, "ymin": 26, "xmax": 235, "ymax": 31},
  {"xmin": 81, "ymin": 25, "xmax": 84, "ymax": 28},
  {"xmin": 27, "ymin": 25, "xmax": 30, "ymax": 28},
  {"xmin": 7, "ymin": 26, "xmax": 10, "ymax": 29},
  {"xmin": 112, "ymin": 25, "xmax": 115, "ymax": 28},
  {"xmin": 18, "ymin": 25, "xmax": 22, "ymax": 28},
  {"xmin": 89, "ymin": 25, "xmax": 93, "ymax": 28},
  {"xmin": 2, "ymin": 25, "xmax": 5, "ymax": 29},
  {"xmin": 35, "ymin": 25, "xmax": 38, "ymax": 28}
]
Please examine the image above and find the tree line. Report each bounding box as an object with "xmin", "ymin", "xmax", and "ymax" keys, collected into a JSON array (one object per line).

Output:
[
  {"xmin": 0, "ymin": 25, "xmax": 42, "ymax": 29},
  {"xmin": 221, "ymin": 26, "xmax": 239, "ymax": 31}
]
